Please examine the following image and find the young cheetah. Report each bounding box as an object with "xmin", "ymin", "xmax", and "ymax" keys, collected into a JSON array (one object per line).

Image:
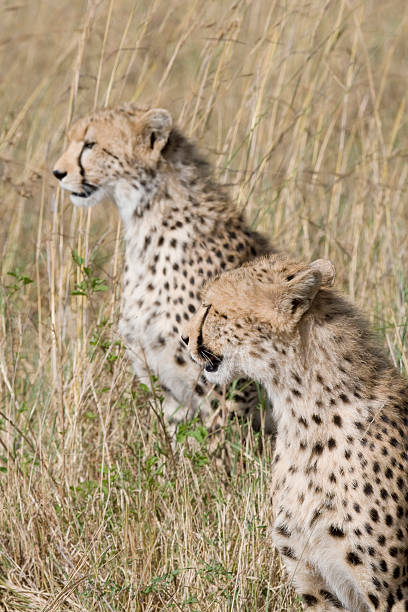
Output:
[
  {"xmin": 185, "ymin": 253, "xmax": 408, "ymax": 611},
  {"xmin": 53, "ymin": 105, "xmax": 274, "ymax": 432}
]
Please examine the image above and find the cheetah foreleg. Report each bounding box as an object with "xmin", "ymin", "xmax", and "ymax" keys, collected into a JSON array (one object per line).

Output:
[
  {"xmin": 283, "ymin": 556, "xmax": 349, "ymax": 610},
  {"xmin": 313, "ymin": 552, "xmax": 373, "ymax": 612}
]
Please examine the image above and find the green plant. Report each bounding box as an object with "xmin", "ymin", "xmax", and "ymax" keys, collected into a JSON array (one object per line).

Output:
[{"xmin": 71, "ymin": 250, "xmax": 108, "ymax": 298}]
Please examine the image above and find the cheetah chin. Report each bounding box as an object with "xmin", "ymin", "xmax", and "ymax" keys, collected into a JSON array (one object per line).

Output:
[
  {"xmin": 70, "ymin": 186, "xmax": 105, "ymax": 208},
  {"xmin": 202, "ymin": 357, "xmax": 230, "ymax": 385}
]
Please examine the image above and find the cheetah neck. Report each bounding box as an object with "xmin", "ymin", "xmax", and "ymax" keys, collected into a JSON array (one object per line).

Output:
[
  {"xmin": 112, "ymin": 162, "xmax": 245, "ymax": 263},
  {"xmin": 255, "ymin": 317, "xmax": 392, "ymax": 448},
  {"xmin": 113, "ymin": 166, "xmax": 233, "ymax": 235},
  {"xmin": 113, "ymin": 173, "xmax": 160, "ymax": 228}
]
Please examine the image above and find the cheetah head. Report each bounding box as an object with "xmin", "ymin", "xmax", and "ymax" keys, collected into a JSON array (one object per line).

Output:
[
  {"xmin": 183, "ymin": 254, "xmax": 335, "ymax": 386},
  {"xmin": 53, "ymin": 105, "xmax": 172, "ymax": 207}
]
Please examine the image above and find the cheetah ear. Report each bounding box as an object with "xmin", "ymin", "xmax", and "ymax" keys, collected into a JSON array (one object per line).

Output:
[
  {"xmin": 281, "ymin": 259, "xmax": 335, "ymax": 321},
  {"xmin": 309, "ymin": 259, "xmax": 336, "ymax": 288},
  {"xmin": 140, "ymin": 108, "xmax": 172, "ymax": 158}
]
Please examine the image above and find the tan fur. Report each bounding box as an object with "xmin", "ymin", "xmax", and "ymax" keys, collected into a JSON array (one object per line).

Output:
[
  {"xmin": 185, "ymin": 253, "xmax": 408, "ymax": 611},
  {"xmin": 53, "ymin": 105, "xmax": 275, "ymax": 433}
]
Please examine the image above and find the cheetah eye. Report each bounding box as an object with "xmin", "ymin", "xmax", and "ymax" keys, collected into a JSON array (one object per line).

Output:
[{"xmin": 84, "ymin": 141, "xmax": 96, "ymax": 149}]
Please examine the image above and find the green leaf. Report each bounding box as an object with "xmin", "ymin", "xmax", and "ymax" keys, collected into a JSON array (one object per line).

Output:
[
  {"xmin": 6, "ymin": 269, "xmax": 34, "ymax": 294},
  {"xmin": 72, "ymin": 250, "xmax": 84, "ymax": 266}
]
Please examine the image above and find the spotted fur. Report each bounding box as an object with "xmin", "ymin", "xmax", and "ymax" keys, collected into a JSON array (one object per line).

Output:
[
  {"xmin": 53, "ymin": 105, "xmax": 275, "ymax": 432},
  {"xmin": 185, "ymin": 253, "xmax": 408, "ymax": 611}
]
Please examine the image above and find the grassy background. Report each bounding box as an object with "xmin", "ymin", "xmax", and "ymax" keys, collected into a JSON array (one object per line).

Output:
[{"xmin": 1, "ymin": 0, "xmax": 408, "ymax": 609}]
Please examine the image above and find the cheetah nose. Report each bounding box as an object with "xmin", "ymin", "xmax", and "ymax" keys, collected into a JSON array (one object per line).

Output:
[
  {"xmin": 181, "ymin": 335, "xmax": 189, "ymax": 346},
  {"xmin": 53, "ymin": 169, "xmax": 67, "ymax": 181}
]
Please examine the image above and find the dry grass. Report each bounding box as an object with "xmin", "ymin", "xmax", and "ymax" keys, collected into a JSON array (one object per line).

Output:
[{"xmin": 1, "ymin": 0, "xmax": 408, "ymax": 609}]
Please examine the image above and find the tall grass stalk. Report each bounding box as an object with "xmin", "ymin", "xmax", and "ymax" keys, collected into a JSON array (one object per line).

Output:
[{"xmin": 1, "ymin": 1, "xmax": 408, "ymax": 609}]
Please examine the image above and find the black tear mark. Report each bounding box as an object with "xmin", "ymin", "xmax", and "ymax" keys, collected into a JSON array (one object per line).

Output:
[
  {"xmin": 197, "ymin": 305, "xmax": 211, "ymax": 351},
  {"xmin": 78, "ymin": 144, "xmax": 86, "ymax": 178}
]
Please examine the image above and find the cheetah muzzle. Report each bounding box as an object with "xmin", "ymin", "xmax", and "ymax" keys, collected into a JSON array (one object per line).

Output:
[{"xmin": 198, "ymin": 346, "xmax": 223, "ymax": 373}]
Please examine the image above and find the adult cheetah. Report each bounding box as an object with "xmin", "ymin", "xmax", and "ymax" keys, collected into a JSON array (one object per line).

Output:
[
  {"xmin": 185, "ymin": 253, "xmax": 408, "ymax": 611},
  {"xmin": 53, "ymin": 105, "xmax": 274, "ymax": 433}
]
